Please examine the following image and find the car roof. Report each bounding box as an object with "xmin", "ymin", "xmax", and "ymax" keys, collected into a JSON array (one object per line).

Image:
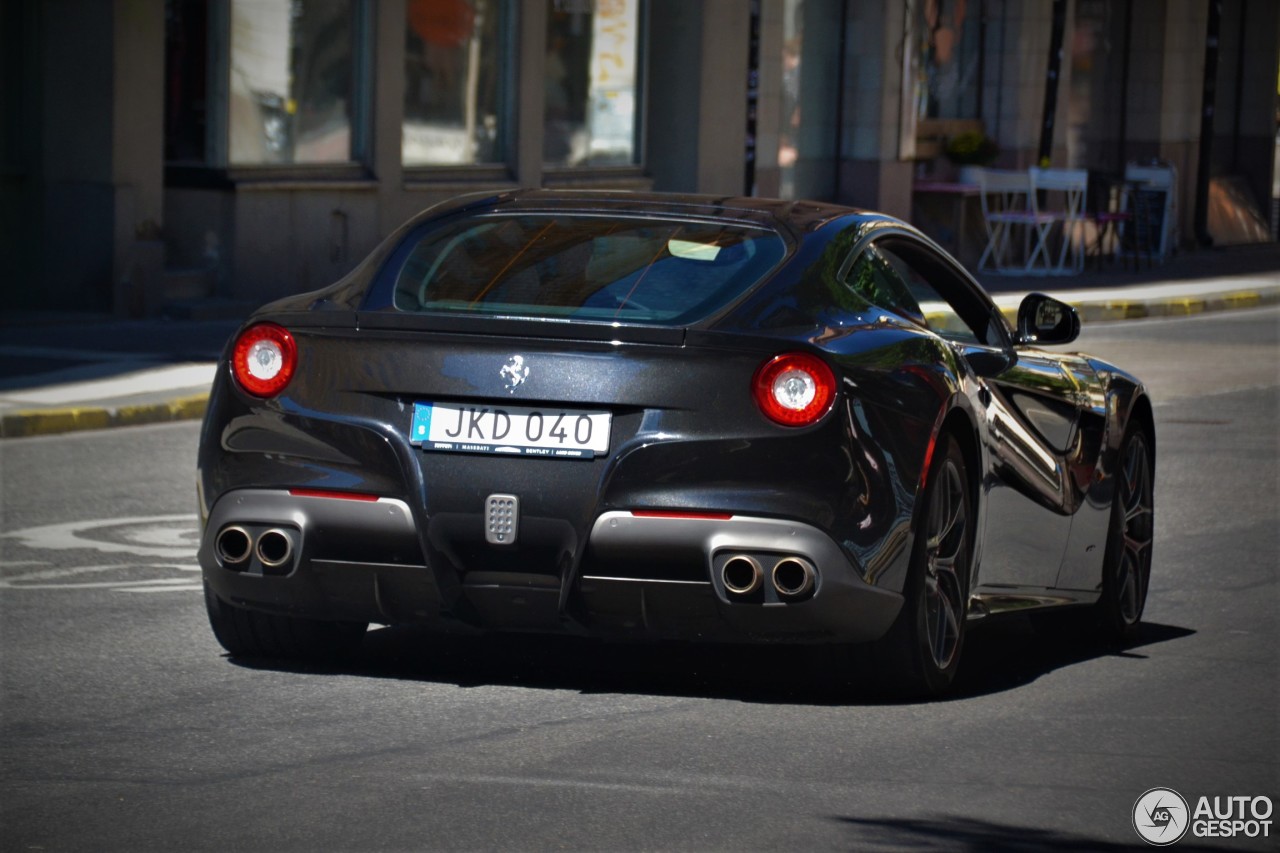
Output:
[{"xmin": 412, "ymin": 189, "xmax": 880, "ymax": 237}]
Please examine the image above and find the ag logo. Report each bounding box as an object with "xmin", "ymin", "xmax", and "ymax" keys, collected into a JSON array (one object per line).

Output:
[
  {"xmin": 1133, "ymin": 787, "xmax": 1190, "ymax": 845},
  {"xmin": 499, "ymin": 355, "xmax": 529, "ymax": 393}
]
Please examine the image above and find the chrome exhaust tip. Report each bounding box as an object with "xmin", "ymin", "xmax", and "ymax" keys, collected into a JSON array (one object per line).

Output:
[
  {"xmin": 772, "ymin": 557, "xmax": 816, "ymax": 600},
  {"xmin": 255, "ymin": 528, "xmax": 295, "ymax": 569},
  {"xmin": 215, "ymin": 525, "xmax": 253, "ymax": 566},
  {"xmin": 722, "ymin": 555, "xmax": 763, "ymax": 596}
]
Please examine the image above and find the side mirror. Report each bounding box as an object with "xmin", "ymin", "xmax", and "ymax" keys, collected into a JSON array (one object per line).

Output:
[{"xmin": 1016, "ymin": 293, "xmax": 1080, "ymax": 346}]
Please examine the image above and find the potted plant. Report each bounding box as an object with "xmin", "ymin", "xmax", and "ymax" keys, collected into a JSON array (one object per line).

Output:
[{"xmin": 945, "ymin": 131, "xmax": 999, "ymax": 183}]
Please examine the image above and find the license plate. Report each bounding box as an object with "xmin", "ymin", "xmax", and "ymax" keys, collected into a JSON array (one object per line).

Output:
[{"xmin": 410, "ymin": 402, "xmax": 612, "ymax": 459}]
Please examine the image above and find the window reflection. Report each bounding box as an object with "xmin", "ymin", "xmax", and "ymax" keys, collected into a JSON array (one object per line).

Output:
[
  {"xmin": 228, "ymin": 0, "xmax": 356, "ymax": 165},
  {"xmin": 845, "ymin": 243, "xmax": 985, "ymax": 345},
  {"xmin": 917, "ymin": 0, "xmax": 982, "ymax": 120},
  {"xmin": 544, "ymin": 0, "xmax": 640, "ymax": 167},
  {"xmin": 393, "ymin": 215, "xmax": 786, "ymax": 325},
  {"xmin": 404, "ymin": 0, "xmax": 505, "ymax": 166}
]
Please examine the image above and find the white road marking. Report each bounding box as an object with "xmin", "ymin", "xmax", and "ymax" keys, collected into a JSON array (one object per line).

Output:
[
  {"xmin": 0, "ymin": 563, "xmax": 140, "ymax": 584},
  {"xmin": 113, "ymin": 584, "xmax": 204, "ymax": 593},
  {"xmin": 1, "ymin": 518, "xmax": 203, "ymax": 593},
  {"xmin": 119, "ymin": 526, "xmax": 199, "ymax": 548},
  {"xmin": 0, "ymin": 562, "xmax": 200, "ymax": 593},
  {"xmin": 2, "ymin": 515, "xmax": 198, "ymax": 559},
  {"xmin": 2, "ymin": 577, "xmax": 200, "ymax": 591}
]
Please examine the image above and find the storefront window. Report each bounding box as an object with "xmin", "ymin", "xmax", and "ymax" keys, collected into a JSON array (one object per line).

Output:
[
  {"xmin": 916, "ymin": 0, "xmax": 982, "ymax": 120},
  {"xmin": 403, "ymin": 0, "xmax": 507, "ymax": 166},
  {"xmin": 543, "ymin": 0, "xmax": 641, "ymax": 167},
  {"xmin": 228, "ymin": 0, "xmax": 358, "ymax": 165}
]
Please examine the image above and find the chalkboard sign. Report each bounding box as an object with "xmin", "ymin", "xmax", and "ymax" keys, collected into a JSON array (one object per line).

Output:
[
  {"xmin": 1124, "ymin": 163, "xmax": 1178, "ymax": 261},
  {"xmin": 1131, "ymin": 188, "xmax": 1167, "ymax": 260}
]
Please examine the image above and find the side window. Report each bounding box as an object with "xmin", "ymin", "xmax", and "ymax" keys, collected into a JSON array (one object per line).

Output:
[
  {"xmin": 843, "ymin": 246, "xmax": 925, "ymax": 326},
  {"xmin": 844, "ymin": 238, "xmax": 1003, "ymax": 347},
  {"xmin": 877, "ymin": 246, "xmax": 981, "ymax": 344}
]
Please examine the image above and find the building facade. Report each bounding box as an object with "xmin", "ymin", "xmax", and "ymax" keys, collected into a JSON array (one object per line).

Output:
[{"xmin": 3, "ymin": 0, "xmax": 1277, "ymax": 315}]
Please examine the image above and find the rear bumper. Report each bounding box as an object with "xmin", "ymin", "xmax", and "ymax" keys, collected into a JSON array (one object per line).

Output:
[
  {"xmin": 200, "ymin": 490, "xmax": 904, "ymax": 644},
  {"xmin": 578, "ymin": 512, "xmax": 903, "ymax": 642}
]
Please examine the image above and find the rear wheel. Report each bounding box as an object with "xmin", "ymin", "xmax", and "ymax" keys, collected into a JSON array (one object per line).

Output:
[
  {"xmin": 1098, "ymin": 427, "xmax": 1154, "ymax": 642},
  {"xmin": 204, "ymin": 582, "xmax": 367, "ymax": 660},
  {"xmin": 878, "ymin": 436, "xmax": 972, "ymax": 697}
]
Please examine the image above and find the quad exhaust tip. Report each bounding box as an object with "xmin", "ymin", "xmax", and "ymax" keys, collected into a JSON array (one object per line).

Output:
[
  {"xmin": 215, "ymin": 526, "xmax": 253, "ymax": 566},
  {"xmin": 721, "ymin": 555, "xmax": 763, "ymax": 596},
  {"xmin": 255, "ymin": 528, "xmax": 295, "ymax": 568},
  {"xmin": 771, "ymin": 557, "xmax": 816, "ymax": 600}
]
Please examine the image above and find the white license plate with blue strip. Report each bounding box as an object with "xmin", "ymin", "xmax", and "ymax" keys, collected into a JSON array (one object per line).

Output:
[{"xmin": 410, "ymin": 402, "xmax": 611, "ymax": 459}]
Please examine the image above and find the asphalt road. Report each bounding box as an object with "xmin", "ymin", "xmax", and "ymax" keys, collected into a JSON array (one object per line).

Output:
[{"xmin": 1, "ymin": 307, "xmax": 1276, "ymax": 851}]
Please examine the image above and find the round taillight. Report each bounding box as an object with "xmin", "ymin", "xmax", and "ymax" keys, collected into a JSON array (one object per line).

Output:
[
  {"xmin": 752, "ymin": 352, "xmax": 837, "ymax": 427},
  {"xmin": 231, "ymin": 323, "xmax": 296, "ymax": 398}
]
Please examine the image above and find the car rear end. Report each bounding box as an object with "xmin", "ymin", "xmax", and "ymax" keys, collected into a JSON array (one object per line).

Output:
[{"xmin": 197, "ymin": 196, "xmax": 904, "ymax": 647}]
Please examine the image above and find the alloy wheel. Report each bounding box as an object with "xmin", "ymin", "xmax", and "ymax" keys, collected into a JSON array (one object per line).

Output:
[
  {"xmin": 1114, "ymin": 432, "xmax": 1154, "ymax": 625},
  {"xmin": 923, "ymin": 457, "xmax": 967, "ymax": 670}
]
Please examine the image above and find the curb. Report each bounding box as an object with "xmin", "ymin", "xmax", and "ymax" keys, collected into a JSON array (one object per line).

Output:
[
  {"xmin": 1069, "ymin": 287, "xmax": 1278, "ymax": 322},
  {"xmin": 0, "ymin": 393, "xmax": 208, "ymax": 439},
  {"xmin": 995, "ymin": 286, "xmax": 1279, "ymax": 325}
]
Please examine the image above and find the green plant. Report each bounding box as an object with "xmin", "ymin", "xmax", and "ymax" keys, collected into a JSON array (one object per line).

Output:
[{"xmin": 944, "ymin": 131, "xmax": 999, "ymax": 166}]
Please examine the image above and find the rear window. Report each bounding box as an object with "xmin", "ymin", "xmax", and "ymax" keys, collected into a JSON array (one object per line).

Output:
[{"xmin": 391, "ymin": 214, "xmax": 787, "ymax": 325}]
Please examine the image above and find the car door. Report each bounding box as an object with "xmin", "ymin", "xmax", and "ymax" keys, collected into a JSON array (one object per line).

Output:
[
  {"xmin": 863, "ymin": 236, "xmax": 1079, "ymax": 593},
  {"xmin": 979, "ymin": 349, "xmax": 1081, "ymax": 589}
]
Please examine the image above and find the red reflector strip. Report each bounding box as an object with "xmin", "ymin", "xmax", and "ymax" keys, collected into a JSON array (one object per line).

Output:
[
  {"xmin": 630, "ymin": 510, "xmax": 733, "ymax": 520},
  {"xmin": 288, "ymin": 489, "xmax": 380, "ymax": 502},
  {"xmin": 918, "ymin": 427, "xmax": 940, "ymax": 492}
]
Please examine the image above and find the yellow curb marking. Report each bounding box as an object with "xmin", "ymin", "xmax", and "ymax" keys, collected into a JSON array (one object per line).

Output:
[
  {"xmin": 1166, "ymin": 298, "xmax": 1207, "ymax": 315},
  {"xmin": 1220, "ymin": 290, "xmax": 1262, "ymax": 309},
  {"xmin": 1, "ymin": 394, "xmax": 211, "ymax": 438},
  {"xmin": 169, "ymin": 394, "xmax": 208, "ymax": 420}
]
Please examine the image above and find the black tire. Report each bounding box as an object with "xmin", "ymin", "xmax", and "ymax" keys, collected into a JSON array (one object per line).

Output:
[
  {"xmin": 877, "ymin": 435, "xmax": 972, "ymax": 697},
  {"xmin": 1097, "ymin": 426, "xmax": 1154, "ymax": 642},
  {"xmin": 204, "ymin": 581, "xmax": 367, "ymax": 660}
]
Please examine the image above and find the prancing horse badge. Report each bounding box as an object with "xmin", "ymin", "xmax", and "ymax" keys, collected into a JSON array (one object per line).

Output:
[{"xmin": 499, "ymin": 355, "xmax": 529, "ymax": 392}]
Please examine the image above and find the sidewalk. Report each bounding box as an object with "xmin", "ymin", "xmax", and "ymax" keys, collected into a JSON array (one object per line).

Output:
[
  {"xmin": 988, "ymin": 270, "xmax": 1279, "ymax": 322},
  {"xmin": 0, "ymin": 317, "xmax": 238, "ymax": 438},
  {"xmin": 1, "ymin": 243, "xmax": 1277, "ymax": 439}
]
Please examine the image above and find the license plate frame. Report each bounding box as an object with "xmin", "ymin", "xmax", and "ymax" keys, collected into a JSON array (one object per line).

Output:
[{"xmin": 410, "ymin": 402, "xmax": 612, "ymax": 459}]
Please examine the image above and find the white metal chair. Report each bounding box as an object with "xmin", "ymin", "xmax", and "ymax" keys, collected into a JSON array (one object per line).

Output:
[
  {"xmin": 976, "ymin": 169, "xmax": 1057, "ymax": 274},
  {"xmin": 1029, "ymin": 167, "xmax": 1089, "ymax": 274}
]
